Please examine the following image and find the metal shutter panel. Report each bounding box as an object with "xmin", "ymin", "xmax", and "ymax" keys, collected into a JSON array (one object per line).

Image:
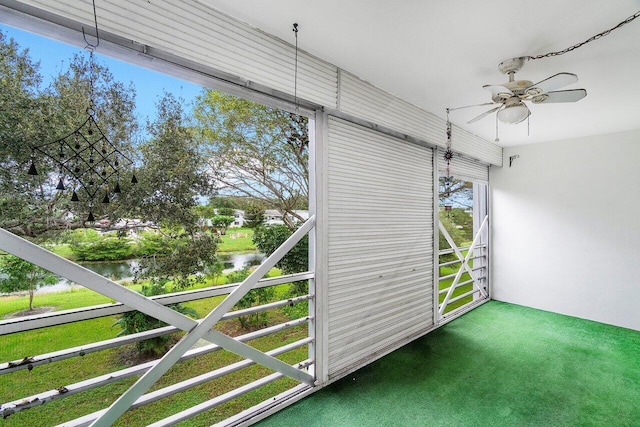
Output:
[
  {"xmin": 437, "ymin": 149, "xmax": 490, "ymax": 183},
  {"xmin": 14, "ymin": 0, "xmax": 338, "ymax": 108},
  {"xmin": 326, "ymin": 116, "xmax": 434, "ymax": 379},
  {"xmin": 338, "ymin": 70, "xmax": 502, "ymax": 166}
]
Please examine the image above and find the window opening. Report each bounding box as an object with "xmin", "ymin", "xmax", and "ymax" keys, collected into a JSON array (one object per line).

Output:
[
  {"xmin": 437, "ymin": 177, "xmax": 489, "ymax": 318},
  {"xmin": 0, "ymin": 22, "xmax": 314, "ymax": 426}
]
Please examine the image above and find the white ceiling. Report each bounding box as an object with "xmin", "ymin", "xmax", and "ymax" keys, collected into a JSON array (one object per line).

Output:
[{"xmin": 206, "ymin": 0, "xmax": 640, "ymax": 147}]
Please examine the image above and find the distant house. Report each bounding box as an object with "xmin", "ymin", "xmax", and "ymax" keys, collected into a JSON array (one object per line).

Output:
[
  {"xmin": 231, "ymin": 209, "xmax": 245, "ymax": 228},
  {"xmin": 264, "ymin": 210, "xmax": 309, "ymax": 226},
  {"xmin": 264, "ymin": 210, "xmax": 284, "ymax": 226}
]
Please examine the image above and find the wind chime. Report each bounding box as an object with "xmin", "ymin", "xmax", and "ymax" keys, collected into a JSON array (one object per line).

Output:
[
  {"xmin": 443, "ymin": 108, "xmax": 455, "ymax": 190},
  {"xmin": 27, "ymin": 0, "xmax": 136, "ymax": 222}
]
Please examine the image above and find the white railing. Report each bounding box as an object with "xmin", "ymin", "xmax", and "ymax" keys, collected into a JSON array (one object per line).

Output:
[
  {"xmin": 0, "ymin": 217, "xmax": 316, "ymax": 426},
  {"xmin": 438, "ymin": 215, "xmax": 489, "ymax": 318}
]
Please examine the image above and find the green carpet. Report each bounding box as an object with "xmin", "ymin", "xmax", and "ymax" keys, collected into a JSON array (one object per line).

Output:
[{"xmin": 257, "ymin": 301, "xmax": 640, "ymax": 426}]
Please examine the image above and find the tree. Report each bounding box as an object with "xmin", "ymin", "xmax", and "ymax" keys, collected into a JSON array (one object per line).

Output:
[
  {"xmin": 0, "ymin": 254, "xmax": 58, "ymax": 311},
  {"xmin": 128, "ymin": 93, "xmax": 217, "ymax": 290},
  {"xmin": 193, "ymin": 90, "xmax": 309, "ymax": 230},
  {"xmin": 69, "ymin": 229, "xmax": 133, "ymax": 261},
  {"xmin": 439, "ymin": 177, "xmax": 473, "ymax": 209},
  {"xmin": 253, "ymin": 224, "xmax": 308, "ymax": 298},
  {"xmin": 212, "ymin": 214, "xmax": 235, "ymax": 235},
  {"xmin": 0, "ymin": 30, "xmax": 139, "ymax": 237},
  {"xmin": 243, "ymin": 202, "xmax": 265, "ymax": 228}
]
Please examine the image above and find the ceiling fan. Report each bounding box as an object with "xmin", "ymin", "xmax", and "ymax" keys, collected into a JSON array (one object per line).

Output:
[{"xmin": 468, "ymin": 57, "xmax": 587, "ymax": 125}]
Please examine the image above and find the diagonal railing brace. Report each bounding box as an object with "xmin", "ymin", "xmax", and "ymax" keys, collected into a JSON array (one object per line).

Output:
[
  {"xmin": 0, "ymin": 219, "xmax": 315, "ymax": 426},
  {"xmin": 90, "ymin": 217, "xmax": 316, "ymax": 426},
  {"xmin": 438, "ymin": 215, "xmax": 488, "ymax": 316}
]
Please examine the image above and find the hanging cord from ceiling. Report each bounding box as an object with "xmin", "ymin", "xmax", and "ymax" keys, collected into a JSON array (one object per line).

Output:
[
  {"xmin": 292, "ymin": 23, "xmax": 299, "ymax": 113},
  {"xmin": 82, "ymin": 0, "xmax": 100, "ymax": 50},
  {"xmin": 523, "ymin": 10, "xmax": 640, "ymax": 61},
  {"xmin": 28, "ymin": 0, "xmax": 137, "ymax": 222}
]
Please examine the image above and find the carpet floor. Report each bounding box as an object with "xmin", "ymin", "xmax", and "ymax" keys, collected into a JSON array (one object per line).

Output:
[{"xmin": 257, "ymin": 301, "xmax": 640, "ymax": 426}]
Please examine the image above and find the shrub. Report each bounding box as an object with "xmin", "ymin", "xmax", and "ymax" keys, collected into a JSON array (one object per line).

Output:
[
  {"xmin": 252, "ymin": 225, "xmax": 308, "ymax": 287},
  {"xmin": 69, "ymin": 230, "xmax": 133, "ymax": 261},
  {"xmin": 228, "ymin": 268, "xmax": 275, "ymax": 329},
  {"xmin": 113, "ymin": 280, "xmax": 198, "ymax": 356}
]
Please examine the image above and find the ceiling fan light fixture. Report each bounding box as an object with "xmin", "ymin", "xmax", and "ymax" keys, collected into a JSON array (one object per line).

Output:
[{"xmin": 497, "ymin": 102, "xmax": 530, "ymax": 124}]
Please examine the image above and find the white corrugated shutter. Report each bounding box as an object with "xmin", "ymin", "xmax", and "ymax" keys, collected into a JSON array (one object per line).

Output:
[
  {"xmin": 437, "ymin": 149, "xmax": 489, "ymax": 183},
  {"xmin": 10, "ymin": 1, "xmax": 503, "ymax": 166},
  {"xmin": 326, "ymin": 116, "xmax": 434, "ymax": 379},
  {"xmin": 338, "ymin": 71, "xmax": 502, "ymax": 166},
  {"xmin": 12, "ymin": 0, "xmax": 339, "ymax": 108}
]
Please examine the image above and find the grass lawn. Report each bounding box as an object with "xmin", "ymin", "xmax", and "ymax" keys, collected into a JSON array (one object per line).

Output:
[
  {"xmin": 439, "ymin": 263, "xmax": 475, "ymax": 313},
  {"xmin": 46, "ymin": 227, "xmax": 258, "ymax": 259},
  {"xmin": 0, "ymin": 265, "xmax": 307, "ymax": 426},
  {"xmin": 48, "ymin": 243, "xmax": 75, "ymax": 259},
  {"xmin": 217, "ymin": 227, "xmax": 256, "ymax": 253}
]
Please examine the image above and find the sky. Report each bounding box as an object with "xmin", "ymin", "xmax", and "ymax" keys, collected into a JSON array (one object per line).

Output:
[{"xmin": 0, "ymin": 23, "xmax": 203, "ymax": 123}]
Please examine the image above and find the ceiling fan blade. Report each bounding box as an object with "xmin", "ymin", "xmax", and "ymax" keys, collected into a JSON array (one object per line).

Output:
[
  {"xmin": 525, "ymin": 73, "xmax": 578, "ymax": 96},
  {"xmin": 483, "ymin": 85, "xmax": 513, "ymax": 98},
  {"xmin": 467, "ymin": 105, "xmax": 502, "ymax": 124},
  {"xmin": 531, "ymin": 89, "xmax": 587, "ymax": 104}
]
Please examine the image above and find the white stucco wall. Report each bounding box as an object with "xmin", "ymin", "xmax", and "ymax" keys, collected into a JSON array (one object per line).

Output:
[{"xmin": 490, "ymin": 129, "xmax": 640, "ymax": 331}]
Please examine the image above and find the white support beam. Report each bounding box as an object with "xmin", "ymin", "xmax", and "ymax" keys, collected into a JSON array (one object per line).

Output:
[
  {"xmin": 2, "ymin": 296, "xmax": 310, "ymax": 374},
  {"xmin": 0, "ymin": 228, "xmax": 193, "ymax": 331}
]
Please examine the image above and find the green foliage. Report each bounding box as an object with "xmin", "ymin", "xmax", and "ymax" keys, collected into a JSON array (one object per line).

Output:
[
  {"xmin": 205, "ymin": 258, "xmax": 225, "ymax": 286},
  {"xmin": 217, "ymin": 207, "xmax": 235, "ymax": 217},
  {"xmin": 69, "ymin": 229, "xmax": 133, "ymax": 261},
  {"xmin": 253, "ymin": 224, "xmax": 308, "ymax": 300},
  {"xmin": 193, "ymin": 91, "xmax": 309, "ymax": 229},
  {"xmin": 134, "ymin": 228, "xmax": 218, "ymax": 291},
  {"xmin": 0, "ymin": 30, "xmax": 138, "ymax": 237},
  {"xmin": 134, "ymin": 230, "xmax": 175, "ymax": 257},
  {"xmin": 439, "ymin": 208, "xmax": 472, "ymax": 249},
  {"xmin": 0, "ymin": 254, "xmax": 58, "ymax": 310},
  {"xmin": 243, "ymin": 203, "xmax": 265, "ymax": 228},
  {"xmin": 113, "ymin": 281, "xmax": 198, "ymax": 356},
  {"xmin": 128, "ymin": 93, "xmax": 212, "ymax": 229},
  {"xmin": 212, "ymin": 214, "xmax": 235, "ymax": 234},
  {"xmin": 253, "ymin": 225, "xmax": 308, "ymax": 276},
  {"xmin": 208, "ymin": 196, "xmax": 238, "ymax": 210},
  {"xmin": 122, "ymin": 93, "xmax": 218, "ymax": 291},
  {"xmin": 228, "ymin": 268, "xmax": 275, "ymax": 329},
  {"xmin": 193, "ymin": 204, "xmax": 216, "ymax": 220}
]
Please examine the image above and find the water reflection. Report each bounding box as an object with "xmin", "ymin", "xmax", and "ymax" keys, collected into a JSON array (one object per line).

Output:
[
  {"xmin": 39, "ymin": 253, "xmax": 265, "ymax": 294},
  {"xmin": 222, "ymin": 253, "xmax": 265, "ymax": 273}
]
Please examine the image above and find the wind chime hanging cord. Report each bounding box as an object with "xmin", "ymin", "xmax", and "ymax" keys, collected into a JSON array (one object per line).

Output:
[
  {"xmin": 27, "ymin": 0, "xmax": 136, "ymax": 222},
  {"xmin": 292, "ymin": 23, "xmax": 299, "ymax": 113}
]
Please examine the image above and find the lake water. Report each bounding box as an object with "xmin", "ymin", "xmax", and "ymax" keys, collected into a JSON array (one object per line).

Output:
[{"xmin": 37, "ymin": 253, "xmax": 265, "ymax": 294}]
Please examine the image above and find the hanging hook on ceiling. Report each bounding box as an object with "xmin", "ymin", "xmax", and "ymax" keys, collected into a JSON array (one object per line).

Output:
[{"xmin": 82, "ymin": 0, "xmax": 100, "ymax": 50}]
